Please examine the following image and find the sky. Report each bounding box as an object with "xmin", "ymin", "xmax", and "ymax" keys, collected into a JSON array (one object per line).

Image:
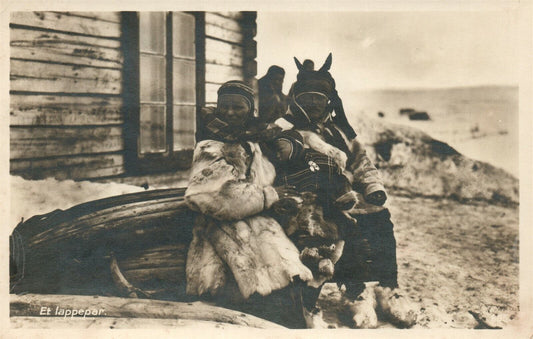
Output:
[{"xmin": 256, "ymin": 11, "xmax": 522, "ymax": 92}]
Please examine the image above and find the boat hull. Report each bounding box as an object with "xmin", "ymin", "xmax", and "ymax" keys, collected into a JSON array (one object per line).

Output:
[{"xmin": 10, "ymin": 188, "xmax": 195, "ymax": 299}]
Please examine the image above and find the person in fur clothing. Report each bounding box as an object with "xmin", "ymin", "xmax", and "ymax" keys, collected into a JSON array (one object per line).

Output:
[
  {"xmin": 272, "ymin": 54, "xmax": 417, "ymax": 328},
  {"xmin": 185, "ymin": 81, "xmax": 322, "ymax": 328}
]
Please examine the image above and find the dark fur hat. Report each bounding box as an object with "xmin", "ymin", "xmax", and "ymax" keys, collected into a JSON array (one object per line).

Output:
[
  {"xmin": 293, "ymin": 53, "xmax": 336, "ymax": 98},
  {"xmin": 292, "ymin": 53, "xmax": 356, "ymax": 140}
]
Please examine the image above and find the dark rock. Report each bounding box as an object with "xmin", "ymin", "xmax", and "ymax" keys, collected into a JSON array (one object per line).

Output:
[
  {"xmin": 408, "ymin": 112, "xmax": 430, "ymax": 120},
  {"xmin": 399, "ymin": 108, "xmax": 415, "ymax": 115}
]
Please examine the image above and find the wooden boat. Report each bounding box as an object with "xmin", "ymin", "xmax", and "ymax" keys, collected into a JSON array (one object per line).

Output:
[
  {"xmin": 10, "ymin": 187, "xmax": 348, "ymax": 328},
  {"xmin": 10, "ymin": 188, "xmax": 194, "ymax": 300}
]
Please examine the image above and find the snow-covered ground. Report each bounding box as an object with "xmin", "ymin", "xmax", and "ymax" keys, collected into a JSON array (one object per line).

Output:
[
  {"xmin": 9, "ymin": 176, "xmax": 145, "ymax": 231},
  {"xmin": 345, "ymin": 86, "xmax": 519, "ymax": 177},
  {"xmin": 378, "ymin": 116, "xmax": 518, "ymax": 177}
]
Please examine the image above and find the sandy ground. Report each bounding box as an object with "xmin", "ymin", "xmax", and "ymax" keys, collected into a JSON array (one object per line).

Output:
[{"xmin": 317, "ymin": 194, "xmax": 519, "ymax": 329}]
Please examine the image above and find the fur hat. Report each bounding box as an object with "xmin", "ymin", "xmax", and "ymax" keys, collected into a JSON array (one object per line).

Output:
[
  {"xmin": 217, "ymin": 80, "xmax": 255, "ymax": 116},
  {"xmin": 292, "ymin": 54, "xmax": 336, "ymax": 99},
  {"xmin": 292, "ymin": 53, "xmax": 356, "ymax": 140}
]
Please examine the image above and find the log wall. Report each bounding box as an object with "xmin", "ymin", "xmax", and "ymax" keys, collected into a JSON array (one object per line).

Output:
[
  {"xmin": 10, "ymin": 11, "xmax": 125, "ymax": 180},
  {"xmin": 204, "ymin": 12, "xmax": 257, "ymax": 106},
  {"xmin": 10, "ymin": 11, "xmax": 257, "ymax": 181}
]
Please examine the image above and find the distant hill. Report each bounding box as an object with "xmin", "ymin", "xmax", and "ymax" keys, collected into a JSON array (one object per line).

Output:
[
  {"xmin": 343, "ymin": 85, "xmax": 519, "ymax": 177},
  {"xmin": 352, "ymin": 114, "xmax": 518, "ymax": 205}
]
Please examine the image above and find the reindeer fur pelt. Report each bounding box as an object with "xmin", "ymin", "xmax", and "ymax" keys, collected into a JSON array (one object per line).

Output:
[
  {"xmin": 186, "ymin": 214, "xmax": 314, "ymax": 299},
  {"xmin": 185, "ymin": 140, "xmax": 313, "ymax": 299}
]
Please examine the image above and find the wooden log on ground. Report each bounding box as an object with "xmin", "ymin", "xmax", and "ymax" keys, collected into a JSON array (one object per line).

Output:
[
  {"xmin": 10, "ymin": 294, "xmax": 285, "ymax": 329},
  {"xmin": 11, "ymin": 316, "xmax": 261, "ymax": 329}
]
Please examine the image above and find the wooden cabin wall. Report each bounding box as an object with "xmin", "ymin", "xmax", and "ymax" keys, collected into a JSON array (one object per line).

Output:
[
  {"xmin": 10, "ymin": 11, "xmax": 257, "ymax": 182},
  {"xmin": 204, "ymin": 12, "xmax": 257, "ymax": 106},
  {"xmin": 10, "ymin": 12, "xmax": 125, "ymax": 180}
]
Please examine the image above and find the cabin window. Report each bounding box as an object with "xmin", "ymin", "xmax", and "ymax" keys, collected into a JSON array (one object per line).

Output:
[
  {"xmin": 139, "ymin": 12, "xmax": 167, "ymax": 154},
  {"xmin": 123, "ymin": 12, "xmax": 203, "ymax": 174}
]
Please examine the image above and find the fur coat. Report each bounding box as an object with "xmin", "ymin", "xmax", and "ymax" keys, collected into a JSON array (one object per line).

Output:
[{"xmin": 184, "ymin": 140, "xmax": 313, "ymax": 299}]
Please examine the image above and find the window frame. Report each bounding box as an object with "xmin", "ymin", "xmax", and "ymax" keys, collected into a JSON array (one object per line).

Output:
[{"xmin": 122, "ymin": 11, "xmax": 205, "ymax": 175}]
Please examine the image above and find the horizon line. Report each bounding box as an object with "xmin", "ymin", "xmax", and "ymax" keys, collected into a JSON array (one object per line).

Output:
[{"xmin": 350, "ymin": 83, "xmax": 519, "ymax": 92}]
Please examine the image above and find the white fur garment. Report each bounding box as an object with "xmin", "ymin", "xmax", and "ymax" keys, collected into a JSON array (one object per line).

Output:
[{"xmin": 185, "ymin": 140, "xmax": 313, "ymax": 299}]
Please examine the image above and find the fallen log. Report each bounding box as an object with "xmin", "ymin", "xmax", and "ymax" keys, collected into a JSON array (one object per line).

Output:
[
  {"xmin": 10, "ymin": 316, "xmax": 261, "ymax": 329},
  {"xmin": 10, "ymin": 294, "xmax": 284, "ymax": 329}
]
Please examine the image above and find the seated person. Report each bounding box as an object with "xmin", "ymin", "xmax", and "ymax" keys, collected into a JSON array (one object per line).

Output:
[
  {"xmin": 274, "ymin": 53, "xmax": 417, "ymax": 329},
  {"xmin": 185, "ymin": 80, "xmax": 332, "ymax": 328}
]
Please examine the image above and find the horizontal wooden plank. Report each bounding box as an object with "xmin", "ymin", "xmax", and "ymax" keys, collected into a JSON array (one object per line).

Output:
[
  {"xmin": 11, "ymin": 28, "xmax": 122, "ymax": 69},
  {"xmin": 10, "ymin": 153, "xmax": 125, "ymax": 180},
  {"xmin": 205, "ymin": 82, "xmax": 221, "ymax": 104},
  {"xmin": 205, "ymin": 12, "xmax": 241, "ymax": 32},
  {"xmin": 60, "ymin": 11, "xmax": 121, "ymax": 23},
  {"xmin": 122, "ymin": 257, "xmax": 185, "ymax": 272},
  {"xmin": 10, "ymin": 59, "xmax": 122, "ymax": 94},
  {"xmin": 206, "ymin": 80, "xmax": 256, "ymax": 105},
  {"xmin": 10, "ymin": 11, "xmax": 121, "ymax": 38},
  {"xmin": 123, "ymin": 266, "xmax": 185, "ymax": 284},
  {"xmin": 30, "ymin": 208, "xmax": 187, "ymax": 251},
  {"xmin": 205, "ymin": 23, "xmax": 244, "ymax": 45},
  {"xmin": 205, "ymin": 38, "xmax": 243, "ymax": 67},
  {"xmin": 118, "ymin": 244, "xmax": 187, "ymax": 270},
  {"xmin": 29, "ymin": 197, "xmax": 189, "ymax": 247},
  {"xmin": 10, "ymin": 94, "xmax": 123, "ymax": 126},
  {"xmin": 10, "ymin": 126, "xmax": 123, "ymax": 159},
  {"xmin": 11, "ymin": 27, "xmax": 120, "ymax": 49},
  {"xmin": 205, "ymin": 63, "xmax": 243, "ymax": 85},
  {"xmin": 212, "ymin": 11, "xmax": 245, "ymax": 21}
]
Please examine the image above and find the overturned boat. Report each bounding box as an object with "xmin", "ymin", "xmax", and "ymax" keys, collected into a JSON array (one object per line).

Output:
[
  {"xmin": 10, "ymin": 188, "xmax": 329, "ymax": 328},
  {"xmin": 10, "ymin": 188, "xmax": 193, "ymax": 300}
]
